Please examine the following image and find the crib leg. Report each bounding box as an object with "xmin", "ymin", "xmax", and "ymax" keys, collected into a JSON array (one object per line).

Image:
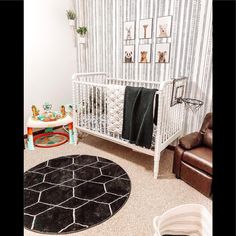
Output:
[{"xmin": 154, "ymin": 151, "xmax": 161, "ymax": 179}]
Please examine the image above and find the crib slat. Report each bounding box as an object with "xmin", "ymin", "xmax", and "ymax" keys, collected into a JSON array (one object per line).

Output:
[
  {"xmin": 84, "ymin": 85, "xmax": 87, "ymax": 128},
  {"xmin": 95, "ymin": 87, "xmax": 98, "ymax": 131},
  {"xmin": 99, "ymin": 86, "xmax": 102, "ymax": 133},
  {"xmin": 90, "ymin": 86, "xmax": 94, "ymax": 130},
  {"xmin": 87, "ymin": 85, "xmax": 91, "ymax": 130},
  {"xmin": 105, "ymin": 84, "xmax": 108, "ymax": 135},
  {"xmin": 78, "ymin": 83, "xmax": 82, "ymax": 127}
]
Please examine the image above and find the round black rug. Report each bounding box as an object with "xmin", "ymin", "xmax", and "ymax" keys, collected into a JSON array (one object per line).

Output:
[{"xmin": 24, "ymin": 155, "xmax": 131, "ymax": 234}]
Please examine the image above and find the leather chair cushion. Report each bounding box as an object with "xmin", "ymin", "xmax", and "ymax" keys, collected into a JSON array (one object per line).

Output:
[
  {"xmin": 203, "ymin": 129, "xmax": 212, "ymax": 148},
  {"xmin": 179, "ymin": 132, "xmax": 202, "ymax": 150},
  {"xmin": 182, "ymin": 147, "xmax": 212, "ymax": 175}
]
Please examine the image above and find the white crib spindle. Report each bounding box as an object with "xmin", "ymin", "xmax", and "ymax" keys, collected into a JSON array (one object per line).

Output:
[
  {"xmin": 91, "ymin": 85, "xmax": 94, "ymax": 130},
  {"xmin": 99, "ymin": 86, "xmax": 102, "ymax": 133},
  {"xmin": 87, "ymin": 85, "xmax": 91, "ymax": 130},
  {"xmin": 95, "ymin": 87, "xmax": 98, "ymax": 131}
]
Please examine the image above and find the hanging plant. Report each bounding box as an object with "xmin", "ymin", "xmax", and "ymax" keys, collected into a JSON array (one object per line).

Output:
[
  {"xmin": 66, "ymin": 10, "xmax": 76, "ymax": 26},
  {"xmin": 76, "ymin": 27, "xmax": 88, "ymax": 44},
  {"xmin": 76, "ymin": 27, "xmax": 87, "ymax": 37},
  {"xmin": 66, "ymin": 10, "xmax": 76, "ymax": 20}
]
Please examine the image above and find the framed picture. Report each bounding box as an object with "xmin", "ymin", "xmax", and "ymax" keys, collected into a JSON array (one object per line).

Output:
[
  {"xmin": 156, "ymin": 15, "xmax": 172, "ymax": 38},
  {"xmin": 123, "ymin": 45, "xmax": 135, "ymax": 63},
  {"xmin": 139, "ymin": 18, "xmax": 152, "ymax": 39},
  {"xmin": 170, "ymin": 78, "xmax": 186, "ymax": 106},
  {"xmin": 124, "ymin": 21, "xmax": 135, "ymax": 40},
  {"xmin": 155, "ymin": 43, "xmax": 171, "ymax": 63},
  {"xmin": 138, "ymin": 44, "xmax": 151, "ymax": 63}
]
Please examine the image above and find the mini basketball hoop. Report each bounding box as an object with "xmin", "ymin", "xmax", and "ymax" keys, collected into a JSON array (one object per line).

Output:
[{"xmin": 178, "ymin": 98, "xmax": 203, "ymax": 113}]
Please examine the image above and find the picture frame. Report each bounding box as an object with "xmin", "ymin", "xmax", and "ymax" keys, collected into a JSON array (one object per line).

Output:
[
  {"xmin": 139, "ymin": 18, "xmax": 152, "ymax": 39},
  {"xmin": 170, "ymin": 78, "xmax": 186, "ymax": 106},
  {"xmin": 155, "ymin": 43, "xmax": 171, "ymax": 63},
  {"xmin": 138, "ymin": 44, "xmax": 151, "ymax": 63},
  {"xmin": 156, "ymin": 15, "xmax": 172, "ymax": 38},
  {"xmin": 123, "ymin": 45, "xmax": 135, "ymax": 63},
  {"xmin": 124, "ymin": 21, "xmax": 135, "ymax": 40}
]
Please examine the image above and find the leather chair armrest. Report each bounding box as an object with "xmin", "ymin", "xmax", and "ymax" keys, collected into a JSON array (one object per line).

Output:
[{"xmin": 179, "ymin": 132, "xmax": 203, "ymax": 150}]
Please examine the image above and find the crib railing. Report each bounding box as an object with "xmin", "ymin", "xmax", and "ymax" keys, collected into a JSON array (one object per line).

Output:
[
  {"xmin": 72, "ymin": 73, "xmax": 186, "ymax": 148},
  {"xmin": 72, "ymin": 74, "xmax": 161, "ymax": 142}
]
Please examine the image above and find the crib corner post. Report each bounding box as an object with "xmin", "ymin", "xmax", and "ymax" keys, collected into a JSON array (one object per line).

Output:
[{"xmin": 154, "ymin": 150, "xmax": 161, "ymax": 179}]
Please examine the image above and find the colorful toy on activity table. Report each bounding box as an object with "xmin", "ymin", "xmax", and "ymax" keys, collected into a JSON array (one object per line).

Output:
[
  {"xmin": 36, "ymin": 111, "xmax": 62, "ymax": 122},
  {"xmin": 32, "ymin": 103, "xmax": 66, "ymax": 122},
  {"xmin": 32, "ymin": 105, "xmax": 40, "ymax": 119},
  {"xmin": 66, "ymin": 104, "xmax": 73, "ymax": 116},
  {"xmin": 61, "ymin": 105, "xmax": 66, "ymax": 118}
]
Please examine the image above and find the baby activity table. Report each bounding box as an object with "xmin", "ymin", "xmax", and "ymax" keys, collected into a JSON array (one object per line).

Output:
[{"xmin": 26, "ymin": 115, "xmax": 74, "ymax": 150}]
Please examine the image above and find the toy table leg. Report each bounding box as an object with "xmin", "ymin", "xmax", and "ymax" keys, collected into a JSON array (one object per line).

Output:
[
  {"xmin": 68, "ymin": 123, "xmax": 74, "ymax": 144},
  {"xmin": 27, "ymin": 127, "xmax": 35, "ymax": 150}
]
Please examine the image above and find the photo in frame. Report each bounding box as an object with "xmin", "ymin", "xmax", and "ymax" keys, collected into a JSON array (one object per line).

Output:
[
  {"xmin": 139, "ymin": 18, "xmax": 152, "ymax": 39},
  {"xmin": 156, "ymin": 16, "xmax": 172, "ymax": 38},
  {"xmin": 123, "ymin": 45, "xmax": 135, "ymax": 63},
  {"xmin": 155, "ymin": 43, "xmax": 171, "ymax": 63},
  {"xmin": 138, "ymin": 44, "xmax": 151, "ymax": 63},
  {"xmin": 124, "ymin": 21, "xmax": 135, "ymax": 40}
]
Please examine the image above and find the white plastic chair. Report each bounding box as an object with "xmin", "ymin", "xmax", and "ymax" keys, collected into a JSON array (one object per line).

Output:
[{"xmin": 153, "ymin": 204, "xmax": 212, "ymax": 236}]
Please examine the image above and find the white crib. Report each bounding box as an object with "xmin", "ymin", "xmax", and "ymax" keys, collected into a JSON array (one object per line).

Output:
[{"xmin": 72, "ymin": 72, "xmax": 187, "ymax": 178}]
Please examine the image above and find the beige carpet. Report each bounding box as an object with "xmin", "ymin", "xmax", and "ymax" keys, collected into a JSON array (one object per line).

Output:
[{"xmin": 24, "ymin": 134, "xmax": 212, "ymax": 236}]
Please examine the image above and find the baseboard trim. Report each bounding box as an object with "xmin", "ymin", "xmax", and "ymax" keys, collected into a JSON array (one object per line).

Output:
[{"xmin": 24, "ymin": 125, "xmax": 63, "ymax": 139}]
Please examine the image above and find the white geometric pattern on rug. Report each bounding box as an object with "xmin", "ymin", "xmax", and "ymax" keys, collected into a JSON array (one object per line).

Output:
[{"xmin": 24, "ymin": 155, "xmax": 131, "ymax": 234}]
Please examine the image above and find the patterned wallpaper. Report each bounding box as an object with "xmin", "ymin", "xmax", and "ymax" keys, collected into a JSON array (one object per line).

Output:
[{"xmin": 75, "ymin": 0, "xmax": 212, "ymax": 134}]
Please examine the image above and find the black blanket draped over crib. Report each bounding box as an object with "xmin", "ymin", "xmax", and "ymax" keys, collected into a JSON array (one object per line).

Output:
[{"xmin": 122, "ymin": 86, "xmax": 158, "ymax": 148}]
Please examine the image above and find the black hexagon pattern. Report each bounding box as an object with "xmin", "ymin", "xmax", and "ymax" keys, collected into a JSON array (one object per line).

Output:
[{"xmin": 24, "ymin": 155, "xmax": 131, "ymax": 233}]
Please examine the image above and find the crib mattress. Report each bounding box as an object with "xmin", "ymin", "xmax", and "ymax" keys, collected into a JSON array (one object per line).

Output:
[{"xmin": 78, "ymin": 113, "xmax": 158, "ymax": 150}]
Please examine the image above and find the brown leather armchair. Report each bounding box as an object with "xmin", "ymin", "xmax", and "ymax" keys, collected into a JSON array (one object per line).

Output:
[{"xmin": 173, "ymin": 113, "xmax": 212, "ymax": 197}]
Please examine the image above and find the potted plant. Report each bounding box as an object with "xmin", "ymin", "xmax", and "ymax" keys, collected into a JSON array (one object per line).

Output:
[
  {"xmin": 66, "ymin": 10, "xmax": 76, "ymax": 26},
  {"xmin": 76, "ymin": 27, "xmax": 88, "ymax": 44}
]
